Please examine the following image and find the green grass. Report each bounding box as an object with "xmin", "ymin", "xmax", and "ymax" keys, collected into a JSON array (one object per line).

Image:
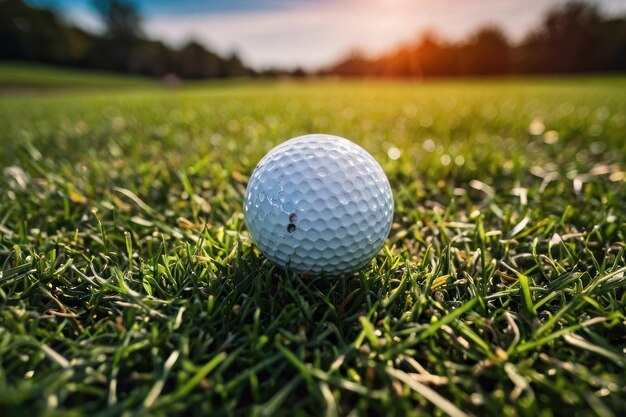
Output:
[
  {"xmin": 0, "ymin": 62, "xmax": 155, "ymax": 91},
  {"xmin": 0, "ymin": 75, "xmax": 625, "ymax": 417}
]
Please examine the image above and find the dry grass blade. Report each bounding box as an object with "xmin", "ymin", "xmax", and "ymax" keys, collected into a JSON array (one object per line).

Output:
[{"xmin": 387, "ymin": 368, "xmax": 470, "ymax": 417}]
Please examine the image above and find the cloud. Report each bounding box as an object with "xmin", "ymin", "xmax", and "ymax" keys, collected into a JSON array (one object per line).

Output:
[{"xmin": 143, "ymin": 0, "xmax": 542, "ymax": 69}]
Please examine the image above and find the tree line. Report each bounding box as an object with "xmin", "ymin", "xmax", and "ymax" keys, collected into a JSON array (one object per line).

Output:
[
  {"xmin": 324, "ymin": 2, "xmax": 626, "ymax": 77},
  {"xmin": 0, "ymin": 0, "xmax": 254, "ymax": 78},
  {"xmin": 1, "ymin": 0, "xmax": 624, "ymax": 79}
]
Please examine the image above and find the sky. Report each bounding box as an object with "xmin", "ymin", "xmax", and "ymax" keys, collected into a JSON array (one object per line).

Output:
[{"xmin": 29, "ymin": 0, "xmax": 626, "ymax": 70}]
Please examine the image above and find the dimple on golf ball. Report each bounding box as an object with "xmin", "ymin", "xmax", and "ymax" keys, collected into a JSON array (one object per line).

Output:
[{"xmin": 243, "ymin": 134, "xmax": 394, "ymax": 275}]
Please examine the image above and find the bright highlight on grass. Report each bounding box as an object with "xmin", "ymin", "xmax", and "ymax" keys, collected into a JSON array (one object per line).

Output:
[{"xmin": 0, "ymin": 69, "xmax": 625, "ymax": 416}]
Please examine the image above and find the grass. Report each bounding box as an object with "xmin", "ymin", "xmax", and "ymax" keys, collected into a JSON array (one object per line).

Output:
[
  {"xmin": 0, "ymin": 62, "xmax": 155, "ymax": 91},
  {"xmin": 0, "ymin": 71, "xmax": 625, "ymax": 416}
]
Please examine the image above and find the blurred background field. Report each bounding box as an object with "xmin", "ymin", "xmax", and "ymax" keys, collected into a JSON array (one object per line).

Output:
[{"xmin": 0, "ymin": 61, "xmax": 154, "ymax": 89}]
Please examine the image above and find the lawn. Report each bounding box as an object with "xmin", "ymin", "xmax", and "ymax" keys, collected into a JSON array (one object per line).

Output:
[
  {"xmin": 0, "ymin": 69, "xmax": 625, "ymax": 416},
  {"xmin": 0, "ymin": 62, "xmax": 155, "ymax": 91}
]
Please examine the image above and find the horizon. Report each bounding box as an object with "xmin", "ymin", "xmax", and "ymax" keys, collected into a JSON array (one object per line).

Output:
[{"xmin": 27, "ymin": 0, "xmax": 626, "ymax": 70}]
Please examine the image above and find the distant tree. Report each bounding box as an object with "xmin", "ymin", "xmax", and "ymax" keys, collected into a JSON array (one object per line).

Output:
[
  {"xmin": 174, "ymin": 41, "xmax": 222, "ymax": 78},
  {"xmin": 518, "ymin": 1, "xmax": 625, "ymax": 73},
  {"xmin": 459, "ymin": 26, "xmax": 510, "ymax": 75},
  {"xmin": 3, "ymin": 0, "xmax": 623, "ymax": 78},
  {"xmin": 373, "ymin": 45, "xmax": 419, "ymax": 78},
  {"xmin": 0, "ymin": 0, "xmax": 255, "ymax": 78},
  {"xmin": 413, "ymin": 31, "xmax": 454, "ymax": 77},
  {"xmin": 290, "ymin": 67, "xmax": 307, "ymax": 78},
  {"xmin": 0, "ymin": 0, "xmax": 32, "ymax": 59},
  {"xmin": 260, "ymin": 67, "xmax": 294, "ymax": 77},
  {"xmin": 0, "ymin": 0, "xmax": 91, "ymax": 64},
  {"xmin": 127, "ymin": 39, "xmax": 173, "ymax": 76},
  {"xmin": 323, "ymin": 1, "xmax": 626, "ymax": 78},
  {"xmin": 221, "ymin": 52, "xmax": 251, "ymax": 77},
  {"xmin": 325, "ymin": 49, "xmax": 371, "ymax": 77},
  {"xmin": 92, "ymin": 0, "xmax": 142, "ymax": 40},
  {"xmin": 86, "ymin": 0, "xmax": 142, "ymax": 71},
  {"xmin": 600, "ymin": 16, "xmax": 626, "ymax": 71}
]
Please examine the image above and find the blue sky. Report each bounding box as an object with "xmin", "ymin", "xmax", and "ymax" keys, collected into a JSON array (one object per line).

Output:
[
  {"xmin": 30, "ymin": 0, "xmax": 332, "ymax": 15},
  {"xmin": 28, "ymin": 0, "xmax": 626, "ymax": 69}
]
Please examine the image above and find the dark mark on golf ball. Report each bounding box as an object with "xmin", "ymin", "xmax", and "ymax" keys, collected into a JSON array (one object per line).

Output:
[{"xmin": 287, "ymin": 212, "xmax": 298, "ymax": 232}]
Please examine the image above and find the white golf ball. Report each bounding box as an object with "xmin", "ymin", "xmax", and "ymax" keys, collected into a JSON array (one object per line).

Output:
[{"xmin": 243, "ymin": 134, "xmax": 394, "ymax": 275}]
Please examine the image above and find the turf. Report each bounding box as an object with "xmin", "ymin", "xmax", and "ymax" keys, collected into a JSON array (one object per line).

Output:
[
  {"xmin": 0, "ymin": 75, "xmax": 625, "ymax": 417},
  {"xmin": 0, "ymin": 62, "xmax": 155, "ymax": 91}
]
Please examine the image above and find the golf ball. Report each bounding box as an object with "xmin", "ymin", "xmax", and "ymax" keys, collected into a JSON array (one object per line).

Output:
[{"xmin": 243, "ymin": 134, "xmax": 394, "ymax": 275}]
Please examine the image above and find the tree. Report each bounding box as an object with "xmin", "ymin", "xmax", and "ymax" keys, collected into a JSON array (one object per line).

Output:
[
  {"xmin": 92, "ymin": 0, "xmax": 142, "ymax": 40},
  {"xmin": 88, "ymin": 0, "xmax": 143, "ymax": 72},
  {"xmin": 0, "ymin": 0, "xmax": 91, "ymax": 64},
  {"xmin": 460, "ymin": 26, "xmax": 510, "ymax": 75},
  {"xmin": 518, "ymin": 1, "xmax": 622, "ymax": 73},
  {"xmin": 175, "ymin": 41, "xmax": 221, "ymax": 78},
  {"xmin": 414, "ymin": 31, "xmax": 455, "ymax": 77},
  {"xmin": 221, "ymin": 52, "xmax": 251, "ymax": 77},
  {"xmin": 325, "ymin": 49, "xmax": 372, "ymax": 77},
  {"xmin": 0, "ymin": 0, "xmax": 255, "ymax": 78}
]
